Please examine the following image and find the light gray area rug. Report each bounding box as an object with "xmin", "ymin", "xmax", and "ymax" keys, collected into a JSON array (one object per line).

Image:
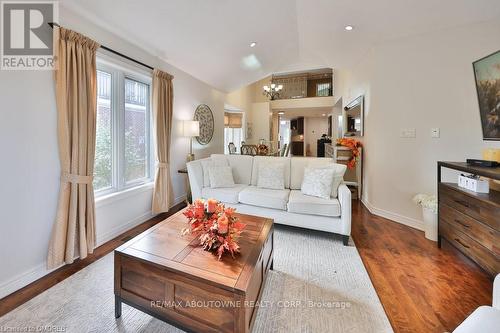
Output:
[{"xmin": 0, "ymin": 225, "xmax": 392, "ymax": 333}]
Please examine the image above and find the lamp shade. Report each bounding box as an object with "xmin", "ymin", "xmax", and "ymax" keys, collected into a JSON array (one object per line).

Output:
[{"xmin": 182, "ymin": 120, "xmax": 200, "ymax": 137}]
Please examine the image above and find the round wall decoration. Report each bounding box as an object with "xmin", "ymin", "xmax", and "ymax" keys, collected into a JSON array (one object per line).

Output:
[{"xmin": 193, "ymin": 104, "xmax": 214, "ymax": 145}]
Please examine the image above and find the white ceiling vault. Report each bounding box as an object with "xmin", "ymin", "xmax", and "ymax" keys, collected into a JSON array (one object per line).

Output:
[{"xmin": 61, "ymin": 0, "xmax": 500, "ymax": 92}]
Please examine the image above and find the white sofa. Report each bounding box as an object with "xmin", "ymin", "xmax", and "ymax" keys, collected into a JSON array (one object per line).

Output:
[
  {"xmin": 453, "ymin": 274, "xmax": 500, "ymax": 333},
  {"xmin": 186, "ymin": 154, "xmax": 352, "ymax": 245}
]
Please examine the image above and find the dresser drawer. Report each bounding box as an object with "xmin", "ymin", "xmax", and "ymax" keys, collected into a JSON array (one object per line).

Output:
[
  {"xmin": 439, "ymin": 183, "xmax": 500, "ymax": 231},
  {"xmin": 440, "ymin": 204, "xmax": 500, "ymax": 255},
  {"xmin": 439, "ymin": 220, "xmax": 500, "ymax": 276}
]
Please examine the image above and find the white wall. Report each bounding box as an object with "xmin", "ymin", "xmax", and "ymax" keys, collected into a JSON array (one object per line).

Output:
[
  {"xmin": 337, "ymin": 19, "xmax": 500, "ymax": 229},
  {"xmin": 304, "ymin": 117, "xmax": 329, "ymax": 156},
  {"xmin": 251, "ymin": 102, "xmax": 271, "ymax": 143},
  {"xmin": 0, "ymin": 6, "xmax": 225, "ymax": 298}
]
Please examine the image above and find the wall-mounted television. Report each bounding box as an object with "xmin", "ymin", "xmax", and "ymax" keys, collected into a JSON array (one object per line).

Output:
[{"xmin": 473, "ymin": 50, "xmax": 500, "ymax": 141}]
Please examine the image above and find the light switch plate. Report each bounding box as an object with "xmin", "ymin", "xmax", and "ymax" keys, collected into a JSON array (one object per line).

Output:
[{"xmin": 431, "ymin": 128, "xmax": 440, "ymax": 138}]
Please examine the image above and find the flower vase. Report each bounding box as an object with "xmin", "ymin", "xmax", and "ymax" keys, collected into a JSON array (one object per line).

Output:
[{"xmin": 422, "ymin": 207, "xmax": 438, "ymax": 241}]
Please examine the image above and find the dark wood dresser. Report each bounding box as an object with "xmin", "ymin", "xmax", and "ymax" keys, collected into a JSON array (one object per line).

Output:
[{"xmin": 437, "ymin": 162, "xmax": 500, "ymax": 276}]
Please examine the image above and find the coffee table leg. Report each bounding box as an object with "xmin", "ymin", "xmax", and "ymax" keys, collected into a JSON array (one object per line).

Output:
[{"xmin": 115, "ymin": 295, "xmax": 122, "ymax": 318}]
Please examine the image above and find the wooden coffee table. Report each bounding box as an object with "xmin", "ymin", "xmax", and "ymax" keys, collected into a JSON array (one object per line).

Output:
[{"xmin": 114, "ymin": 209, "xmax": 274, "ymax": 333}]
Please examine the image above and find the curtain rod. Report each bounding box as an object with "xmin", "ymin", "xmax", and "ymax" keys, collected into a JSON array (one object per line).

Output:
[{"xmin": 48, "ymin": 22, "xmax": 155, "ymax": 71}]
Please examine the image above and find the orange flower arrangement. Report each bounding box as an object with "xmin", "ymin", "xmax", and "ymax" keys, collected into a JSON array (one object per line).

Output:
[
  {"xmin": 182, "ymin": 199, "xmax": 246, "ymax": 260},
  {"xmin": 336, "ymin": 138, "xmax": 362, "ymax": 169}
]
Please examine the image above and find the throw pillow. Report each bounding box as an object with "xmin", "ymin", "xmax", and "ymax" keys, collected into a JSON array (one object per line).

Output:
[
  {"xmin": 301, "ymin": 166, "xmax": 335, "ymax": 199},
  {"xmin": 208, "ymin": 165, "xmax": 235, "ymax": 188},
  {"xmin": 257, "ymin": 162, "xmax": 285, "ymax": 190},
  {"xmin": 308, "ymin": 161, "xmax": 347, "ymax": 198},
  {"xmin": 201, "ymin": 156, "xmax": 228, "ymax": 187}
]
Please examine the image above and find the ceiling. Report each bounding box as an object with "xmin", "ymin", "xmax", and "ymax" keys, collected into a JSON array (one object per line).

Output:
[{"xmin": 61, "ymin": 0, "xmax": 500, "ymax": 92}]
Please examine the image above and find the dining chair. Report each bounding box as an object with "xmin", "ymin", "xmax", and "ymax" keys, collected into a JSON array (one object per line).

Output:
[
  {"xmin": 228, "ymin": 142, "xmax": 237, "ymax": 154},
  {"xmin": 241, "ymin": 145, "xmax": 258, "ymax": 156}
]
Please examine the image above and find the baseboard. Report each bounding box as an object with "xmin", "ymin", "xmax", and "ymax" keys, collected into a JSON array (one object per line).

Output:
[
  {"xmin": 361, "ymin": 199, "xmax": 424, "ymax": 231},
  {"xmin": 96, "ymin": 211, "xmax": 154, "ymax": 246},
  {"xmin": 173, "ymin": 194, "xmax": 187, "ymax": 206},
  {"xmin": 0, "ymin": 198, "xmax": 187, "ymax": 300},
  {"xmin": 0, "ymin": 262, "xmax": 60, "ymax": 299}
]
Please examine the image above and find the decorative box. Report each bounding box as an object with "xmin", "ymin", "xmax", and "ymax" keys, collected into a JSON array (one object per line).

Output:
[{"xmin": 458, "ymin": 175, "xmax": 489, "ymax": 193}]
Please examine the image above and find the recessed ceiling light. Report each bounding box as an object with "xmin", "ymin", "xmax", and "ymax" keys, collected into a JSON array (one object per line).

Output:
[
  {"xmin": 322, "ymin": 113, "xmax": 326, "ymax": 116},
  {"xmin": 250, "ymin": 42, "xmax": 257, "ymax": 47},
  {"xmin": 345, "ymin": 25, "xmax": 353, "ymax": 31},
  {"xmin": 278, "ymin": 111, "xmax": 285, "ymax": 115}
]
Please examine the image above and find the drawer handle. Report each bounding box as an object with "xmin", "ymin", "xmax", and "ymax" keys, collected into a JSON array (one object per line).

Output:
[
  {"xmin": 454, "ymin": 199, "xmax": 470, "ymax": 208},
  {"xmin": 454, "ymin": 219, "xmax": 470, "ymax": 228},
  {"xmin": 454, "ymin": 238, "xmax": 470, "ymax": 249}
]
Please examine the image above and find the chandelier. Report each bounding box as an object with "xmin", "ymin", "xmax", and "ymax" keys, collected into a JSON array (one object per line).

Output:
[{"xmin": 263, "ymin": 83, "xmax": 283, "ymax": 100}]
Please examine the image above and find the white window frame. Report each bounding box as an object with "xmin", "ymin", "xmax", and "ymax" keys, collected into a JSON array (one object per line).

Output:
[
  {"xmin": 223, "ymin": 110, "xmax": 245, "ymax": 154},
  {"xmin": 95, "ymin": 53, "xmax": 154, "ymax": 197}
]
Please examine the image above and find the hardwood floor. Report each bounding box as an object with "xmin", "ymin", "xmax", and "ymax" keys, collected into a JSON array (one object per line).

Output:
[
  {"xmin": 0, "ymin": 200, "xmax": 493, "ymax": 333},
  {"xmin": 352, "ymin": 201, "xmax": 493, "ymax": 333},
  {"xmin": 0, "ymin": 202, "xmax": 185, "ymax": 317}
]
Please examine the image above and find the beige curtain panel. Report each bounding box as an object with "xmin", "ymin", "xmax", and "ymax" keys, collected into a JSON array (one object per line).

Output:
[
  {"xmin": 47, "ymin": 27, "xmax": 100, "ymax": 269},
  {"xmin": 152, "ymin": 69, "xmax": 174, "ymax": 214}
]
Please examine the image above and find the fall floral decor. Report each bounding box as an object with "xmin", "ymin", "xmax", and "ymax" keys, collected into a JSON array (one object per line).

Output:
[
  {"xmin": 336, "ymin": 138, "xmax": 362, "ymax": 169},
  {"xmin": 182, "ymin": 199, "xmax": 246, "ymax": 260},
  {"xmin": 257, "ymin": 144, "xmax": 269, "ymax": 156}
]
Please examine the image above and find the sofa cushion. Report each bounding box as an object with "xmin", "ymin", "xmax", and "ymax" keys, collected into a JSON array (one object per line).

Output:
[
  {"xmin": 251, "ymin": 156, "xmax": 290, "ymax": 188},
  {"xmin": 238, "ymin": 186, "xmax": 290, "ymax": 210},
  {"xmin": 211, "ymin": 154, "xmax": 253, "ymax": 185},
  {"xmin": 290, "ymin": 157, "xmax": 334, "ymax": 189},
  {"xmin": 201, "ymin": 155, "xmax": 228, "ymax": 187},
  {"xmin": 208, "ymin": 165, "xmax": 235, "ymax": 188},
  {"xmin": 301, "ymin": 166, "xmax": 335, "ymax": 199},
  {"xmin": 202, "ymin": 184, "xmax": 248, "ymax": 204},
  {"xmin": 287, "ymin": 190, "xmax": 341, "ymax": 217},
  {"xmin": 257, "ymin": 161, "xmax": 285, "ymax": 190},
  {"xmin": 291, "ymin": 157, "xmax": 346, "ymax": 198}
]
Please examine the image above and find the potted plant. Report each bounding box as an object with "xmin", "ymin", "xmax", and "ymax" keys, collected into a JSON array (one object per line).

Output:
[{"xmin": 413, "ymin": 194, "xmax": 438, "ymax": 241}]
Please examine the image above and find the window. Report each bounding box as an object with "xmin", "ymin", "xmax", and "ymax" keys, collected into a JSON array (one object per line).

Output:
[
  {"xmin": 224, "ymin": 112, "xmax": 244, "ymax": 154},
  {"xmin": 224, "ymin": 128, "xmax": 243, "ymax": 154},
  {"xmin": 316, "ymin": 82, "xmax": 331, "ymax": 96},
  {"xmin": 94, "ymin": 57, "xmax": 153, "ymax": 196},
  {"xmin": 124, "ymin": 78, "xmax": 150, "ymax": 183},
  {"xmin": 95, "ymin": 70, "xmax": 112, "ymax": 191}
]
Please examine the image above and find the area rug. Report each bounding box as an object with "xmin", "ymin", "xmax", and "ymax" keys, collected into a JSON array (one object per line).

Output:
[{"xmin": 0, "ymin": 225, "xmax": 392, "ymax": 332}]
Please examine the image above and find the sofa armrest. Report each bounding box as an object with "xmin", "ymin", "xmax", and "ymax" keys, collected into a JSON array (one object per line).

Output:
[
  {"xmin": 186, "ymin": 159, "xmax": 205, "ymax": 201},
  {"xmin": 494, "ymin": 274, "xmax": 500, "ymax": 309},
  {"xmin": 337, "ymin": 184, "xmax": 352, "ymax": 236}
]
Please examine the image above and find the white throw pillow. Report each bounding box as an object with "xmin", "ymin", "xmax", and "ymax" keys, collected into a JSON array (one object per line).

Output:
[
  {"xmin": 201, "ymin": 156, "xmax": 228, "ymax": 187},
  {"xmin": 308, "ymin": 162, "xmax": 347, "ymax": 198},
  {"xmin": 208, "ymin": 165, "xmax": 235, "ymax": 188},
  {"xmin": 301, "ymin": 167, "xmax": 335, "ymax": 199},
  {"xmin": 257, "ymin": 162, "xmax": 285, "ymax": 190}
]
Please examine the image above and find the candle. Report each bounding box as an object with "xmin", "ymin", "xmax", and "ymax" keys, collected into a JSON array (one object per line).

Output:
[{"xmin": 206, "ymin": 198, "xmax": 218, "ymax": 213}]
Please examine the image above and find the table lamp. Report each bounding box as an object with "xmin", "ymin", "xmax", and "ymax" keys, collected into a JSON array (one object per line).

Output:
[{"xmin": 182, "ymin": 120, "xmax": 200, "ymax": 161}]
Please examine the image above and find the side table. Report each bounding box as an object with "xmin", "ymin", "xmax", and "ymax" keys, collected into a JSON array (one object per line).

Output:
[{"xmin": 177, "ymin": 168, "xmax": 191, "ymax": 204}]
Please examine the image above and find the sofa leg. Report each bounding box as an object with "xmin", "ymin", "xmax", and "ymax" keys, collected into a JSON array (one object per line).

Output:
[{"xmin": 342, "ymin": 235, "xmax": 350, "ymax": 246}]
